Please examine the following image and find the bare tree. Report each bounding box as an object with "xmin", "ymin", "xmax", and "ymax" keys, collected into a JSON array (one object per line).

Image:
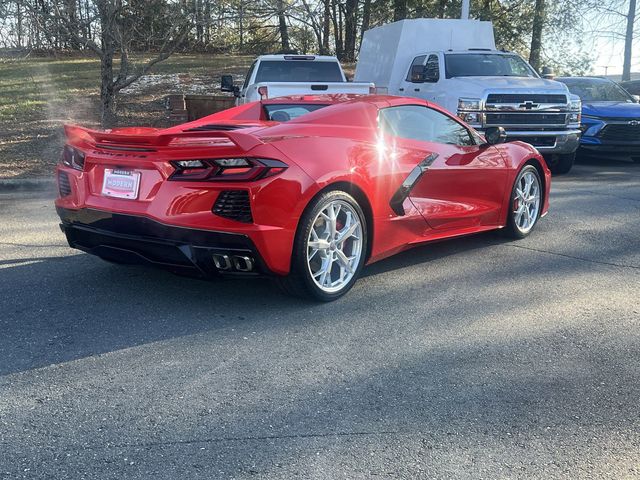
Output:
[
  {"xmin": 56, "ymin": 0, "xmax": 190, "ymax": 126},
  {"xmin": 623, "ymin": 0, "xmax": 637, "ymax": 81}
]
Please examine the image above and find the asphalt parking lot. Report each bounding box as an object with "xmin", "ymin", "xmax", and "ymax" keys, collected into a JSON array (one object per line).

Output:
[{"xmin": 1, "ymin": 159, "xmax": 639, "ymax": 479}]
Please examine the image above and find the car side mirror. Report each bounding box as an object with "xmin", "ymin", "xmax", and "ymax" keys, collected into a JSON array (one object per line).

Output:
[
  {"xmin": 484, "ymin": 126, "xmax": 507, "ymax": 145},
  {"xmin": 221, "ymin": 75, "xmax": 238, "ymax": 95}
]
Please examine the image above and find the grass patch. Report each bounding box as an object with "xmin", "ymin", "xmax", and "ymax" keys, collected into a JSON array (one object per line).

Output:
[{"xmin": 0, "ymin": 54, "xmax": 254, "ymax": 178}]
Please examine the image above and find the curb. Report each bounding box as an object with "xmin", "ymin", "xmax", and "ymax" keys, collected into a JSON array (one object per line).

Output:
[{"xmin": 0, "ymin": 177, "xmax": 56, "ymax": 192}]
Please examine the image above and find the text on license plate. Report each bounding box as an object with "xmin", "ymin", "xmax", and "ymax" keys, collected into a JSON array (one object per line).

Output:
[{"xmin": 102, "ymin": 169, "xmax": 141, "ymax": 199}]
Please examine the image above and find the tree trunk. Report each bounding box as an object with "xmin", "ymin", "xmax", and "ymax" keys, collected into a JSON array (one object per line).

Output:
[
  {"xmin": 322, "ymin": 0, "xmax": 330, "ymax": 54},
  {"xmin": 393, "ymin": 0, "xmax": 407, "ymax": 21},
  {"xmin": 239, "ymin": 3, "xmax": 244, "ymax": 51},
  {"xmin": 204, "ymin": 0, "xmax": 211, "ymax": 45},
  {"xmin": 528, "ymin": 0, "xmax": 545, "ymax": 72},
  {"xmin": 331, "ymin": 0, "xmax": 343, "ymax": 59},
  {"xmin": 65, "ymin": 0, "xmax": 80, "ymax": 48},
  {"xmin": 277, "ymin": 0, "xmax": 290, "ymax": 52},
  {"xmin": 344, "ymin": 0, "xmax": 358, "ymax": 61},
  {"xmin": 195, "ymin": 0, "xmax": 204, "ymax": 45},
  {"xmin": 16, "ymin": 0, "xmax": 23, "ymax": 48},
  {"xmin": 97, "ymin": 0, "xmax": 116, "ymax": 127},
  {"xmin": 622, "ymin": 0, "xmax": 637, "ymax": 81},
  {"xmin": 360, "ymin": 0, "xmax": 371, "ymax": 47},
  {"xmin": 100, "ymin": 54, "xmax": 116, "ymax": 127}
]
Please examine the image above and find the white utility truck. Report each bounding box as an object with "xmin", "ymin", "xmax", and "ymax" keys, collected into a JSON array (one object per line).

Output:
[
  {"xmin": 221, "ymin": 54, "xmax": 374, "ymax": 105},
  {"xmin": 355, "ymin": 19, "xmax": 582, "ymax": 174}
]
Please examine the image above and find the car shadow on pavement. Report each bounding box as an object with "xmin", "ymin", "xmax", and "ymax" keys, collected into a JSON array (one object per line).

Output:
[{"xmin": 0, "ymin": 228, "xmax": 521, "ymax": 378}]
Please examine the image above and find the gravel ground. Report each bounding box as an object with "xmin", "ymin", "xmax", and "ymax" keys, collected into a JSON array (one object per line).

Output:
[{"xmin": 0, "ymin": 159, "xmax": 639, "ymax": 479}]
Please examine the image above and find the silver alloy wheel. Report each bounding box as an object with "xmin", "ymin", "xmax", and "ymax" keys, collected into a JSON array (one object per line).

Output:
[
  {"xmin": 513, "ymin": 169, "xmax": 541, "ymax": 234},
  {"xmin": 306, "ymin": 199, "xmax": 363, "ymax": 293}
]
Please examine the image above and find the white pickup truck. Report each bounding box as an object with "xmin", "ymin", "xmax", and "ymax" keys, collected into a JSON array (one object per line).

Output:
[
  {"xmin": 355, "ymin": 19, "xmax": 582, "ymax": 174},
  {"xmin": 221, "ymin": 54, "xmax": 374, "ymax": 105}
]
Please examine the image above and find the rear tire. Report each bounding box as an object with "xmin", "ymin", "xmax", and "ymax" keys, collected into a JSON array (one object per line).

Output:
[
  {"xmin": 275, "ymin": 190, "xmax": 368, "ymax": 301},
  {"xmin": 502, "ymin": 165, "xmax": 543, "ymax": 239},
  {"xmin": 545, "ymin": 152, "xmax": 575, "ymax": 175}
]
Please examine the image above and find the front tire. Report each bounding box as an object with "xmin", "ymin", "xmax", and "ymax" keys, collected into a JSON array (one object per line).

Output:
[
  {"xmin": 503, "ymin": 165, "xmax": 543, "ymax": 239},
  {"xmin": 545, "ymin": 152, "xmax": 575, "ymax": 175},
  {"xmin": 276, "ymin": 190, "xmax": 368, "ymax": 301}
]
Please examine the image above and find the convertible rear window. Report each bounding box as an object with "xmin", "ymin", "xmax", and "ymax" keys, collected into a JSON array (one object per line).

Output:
[{"xmin": 264, "ymin": 104, "xmax": 329, "ymax": 122}]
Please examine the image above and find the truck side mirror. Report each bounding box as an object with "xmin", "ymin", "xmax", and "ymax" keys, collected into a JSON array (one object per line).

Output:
[
  {"xmin": 410, "ymin": 65, "xmax": 425, "ymax": 83},
  {"xmin": 220, "ymin": 75, "xmax": 236, "ymax": 93},
  {"xmin": 484, "ymin": 126, "xmax": 507, "ymax": 145},
  {"xmin": 423, "ymin": 66, "xmax": 439, "ymax": 83}
]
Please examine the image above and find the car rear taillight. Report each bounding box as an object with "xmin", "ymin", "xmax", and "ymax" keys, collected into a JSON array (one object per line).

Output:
[
  {"xmin": 61, "ymin": 145, "xmax": 85, "ymax": 171},
  {"xmin": 169, "ymin": 158, "xmax": 288, "ymax": 182}
]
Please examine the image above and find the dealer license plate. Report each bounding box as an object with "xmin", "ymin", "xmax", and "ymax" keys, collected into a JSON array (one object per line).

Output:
[{"xmin": 102, "ymin": 169, "xmax": 141, "ymax": 199}]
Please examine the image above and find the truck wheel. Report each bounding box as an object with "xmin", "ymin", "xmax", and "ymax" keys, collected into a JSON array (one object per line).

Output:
[{"xmin": 545, "ymin": 152, "xmax": 575, "ymax": 175}]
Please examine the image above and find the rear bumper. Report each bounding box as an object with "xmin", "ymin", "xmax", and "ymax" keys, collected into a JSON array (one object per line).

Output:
[{"xmin": 57, "ymin": 207, "xmax": 274, "ymax": 277}]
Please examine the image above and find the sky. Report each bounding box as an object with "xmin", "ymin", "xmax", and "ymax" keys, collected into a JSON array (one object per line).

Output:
[
  {"xmin": 584, "ymin": 7, "xmax": 640, "ymax": 77},
  {"xmin": 591, "ymin": 34, "xmax": 640, "ymax": 76}
]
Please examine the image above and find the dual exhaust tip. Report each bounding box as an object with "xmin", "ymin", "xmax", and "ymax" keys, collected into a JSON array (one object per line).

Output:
[{"xmin": 212, "ymin": 254, "xmax": 254, "ymax": 272}]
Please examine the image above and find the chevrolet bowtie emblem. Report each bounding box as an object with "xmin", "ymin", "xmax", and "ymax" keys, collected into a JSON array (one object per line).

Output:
[{"xmin": 519, "ymin": 101, "xmax": 539, "ymax": 110}]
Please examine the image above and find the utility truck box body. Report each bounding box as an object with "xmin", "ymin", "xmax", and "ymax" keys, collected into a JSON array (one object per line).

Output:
[
  {"xmin": 355, "ymin": 19, "xmax": 495, "ymax": 94},
  {"xmin": 355, "ymin": 19, "xmax": 582, "ymax": 173}
]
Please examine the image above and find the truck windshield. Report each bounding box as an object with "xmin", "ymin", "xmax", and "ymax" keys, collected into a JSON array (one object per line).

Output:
[
  {"xmin": 445, "ymin": 54, "xmax": 537, "ymax": 78},
  {"xmin": 255, "ymin": 61, "xmax": 344, "ymax": 83},
  {"xmin": 559, "ymin": 79, "xmax": 634, "ymax": 103}
]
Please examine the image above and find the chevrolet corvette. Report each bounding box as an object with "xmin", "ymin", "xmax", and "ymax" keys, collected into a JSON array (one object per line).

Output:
[{"xmin": 55, "ymin": 94, "xmax": 550, "ymax": 301}]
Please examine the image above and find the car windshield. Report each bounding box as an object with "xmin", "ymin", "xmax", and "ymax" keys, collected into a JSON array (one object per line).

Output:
[
  {"xmin": 255, "ymin": 61, "xmax": 344, "ymax": 83},
  {"xmin": 444, "ymin": 53, "xmax": 537, "ymax": 78},
  {"xmin": 264, "ymin": 104, "xmax": 330, "ymax": 122},
  {"xmin": 559, "ymin": 79, "xmax": 634, "ymax": 102}
]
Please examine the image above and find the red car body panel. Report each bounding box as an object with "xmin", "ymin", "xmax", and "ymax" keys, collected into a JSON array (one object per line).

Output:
[{"xmin": 55, "ymin": 95, "xmax": 551, "ymax": 276}]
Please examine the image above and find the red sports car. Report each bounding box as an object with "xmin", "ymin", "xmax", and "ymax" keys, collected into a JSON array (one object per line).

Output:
[{"xmin": 55, "ymin": 94, "xmax": 550, "ymax": 300}]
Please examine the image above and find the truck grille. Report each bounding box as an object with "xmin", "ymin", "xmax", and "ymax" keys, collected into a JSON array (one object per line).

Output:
[
  {"xmin": 483, "ymin": 92, "xmax": 569, "ymax": 128},
  {"xmin": 212, "ymin": 190, "xmax": 253, "ymax": 223},
  {"xmin": 599, "ymin": 124, "xmax": 640, "ymax": 141},
  {"xmin": 486, "ymin": 94, "xmax": 567, "ymax": 104},
  {"xmin": 486, "ymin": 113, "xmax": 567, "ymax": 126}
]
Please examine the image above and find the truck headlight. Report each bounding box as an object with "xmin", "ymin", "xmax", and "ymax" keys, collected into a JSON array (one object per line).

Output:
[
  {"xmin": 569, "ymin": 96, "xmax": 582, "ymax": 112},
  {"xmin": 458, "ymin": 98, "xmax": 482, "ymax": 112},
  {"xmin": 568, "ymin": 95, "xmax": 581, "ymax": 124},
  {"xmin": 569, "ymin": 112, "xmax": 581, "ymax": 123},
  {"xmin": 458, "ymin": 112, "xmax": 481, "ymax": 124}
]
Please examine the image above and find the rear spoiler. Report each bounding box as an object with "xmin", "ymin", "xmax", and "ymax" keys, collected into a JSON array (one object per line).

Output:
[{"xmin": 63, "ymin": 125, "xmax": 263, "ymax": 152}]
